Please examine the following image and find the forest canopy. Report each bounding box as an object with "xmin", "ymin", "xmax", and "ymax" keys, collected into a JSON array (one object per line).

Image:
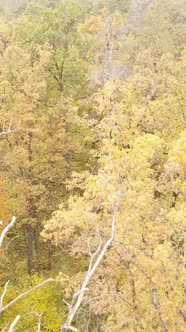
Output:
[{"xmin": 0, "ymin": 0, "xmax": 185, "ymax": 331}]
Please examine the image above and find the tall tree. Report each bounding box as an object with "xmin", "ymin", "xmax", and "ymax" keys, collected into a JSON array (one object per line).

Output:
[{"xmin": 16, "ymin": 1, "xmax": 89, "ymax": 97}]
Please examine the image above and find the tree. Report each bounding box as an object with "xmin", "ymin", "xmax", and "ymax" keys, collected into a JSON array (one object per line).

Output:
[
  {"xmin": 0, "ymin": 17, "xmax": 92, "ymax": 275},
  {"xmin": 16, "ymin": 1, "xmax": 89, "ymax": 97}
]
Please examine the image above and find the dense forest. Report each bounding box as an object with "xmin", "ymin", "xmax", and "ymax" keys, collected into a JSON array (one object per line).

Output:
[{"xmin": 0, "ymin": 0, "xmax": 185, "ymax": 331}]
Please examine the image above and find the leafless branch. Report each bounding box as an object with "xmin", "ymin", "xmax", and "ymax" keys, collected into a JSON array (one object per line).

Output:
[
  {"xmin": 36, "ymin": 313, "xmax": 43, "ymax": 332},
  {"xmin": 0, "ymin": 216, "xmax": 16, "ymax": 247},
  {"xmin": 8, "ymin": 315, "xmax": 20, "ymax": 332},
  {"xmin": 28, "ymin": 312, "xmax": 43, "ymax": 332},
  {"xmin": 0, "ymin": 278, "xmax": 54, "ymax": 313},
  {"xmin": 0, "ymin": 120, "xmax": 21, "ymax": 137},
  {"xmin": 73, "ymin": 288, "xmax": 89, "ymax": 300},
  {"xmin": 0, "ymin": 280, "xmax": 10, "ymax": 309},
  {"xmin": 63, "ymin": 299, "xmax": 71, "ymax": 309},
  {"xmin": 82, "ymin": 292, "xmax": 132, "ymax": 308},
  {"xmin": 67, "ymin": 327, "xmax": 79, "ymax": 332},
  {"xmin": 87, "ymin": 238, "xmax": 92, "ymax": 256},
  {"xmin": 61, "ymin": 192, "xmax": 122, "ymax": 332},
  {"xmin": 0, "ymin": 120, "xmax": 39, "ymax": 137}
]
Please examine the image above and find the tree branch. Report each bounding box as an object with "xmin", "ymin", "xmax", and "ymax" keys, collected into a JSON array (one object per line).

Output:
[
  {"xmin": 36, "ymin": 312, "xmax": 43, "ymax": 332},
  {"xmin": 0, "ymin": 278, "xmax": 54, "ymax": 313},
  {"xmin": 0, "ymin": 120, "xmax": 21, "ymax": 137},
  {"xmin": 0, "ymin": 280, "xmax": 10, "ymax": 309},
  {"xmin": 67, "ymin": 327, "xmax": 79, "ymax": 332},
  {"xmin": 82, "ymin": 293, "xmax": 132, "ymax": 308},
  {"xmin": 0, "ymin": 216, "xmax": 16, "ymax": 247},
  {"xmin": 8, "ymin": 315, "xmax": 20, "ymax": 332}
]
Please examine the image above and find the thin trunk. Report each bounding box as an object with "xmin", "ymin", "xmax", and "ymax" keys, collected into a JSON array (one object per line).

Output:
[
  {"xmin": 96, "ymin": 315, "xmax": 102, "ymax": 332},
  {"xmin": 58, "ymin": 81, "xmax": 63, "ymax": 92},
  {"xmin": 27, "ymin": 224, "xmax": 34, "ymax": 275},
  {"xmin": 34, "ymin": 227, "xmax": 40, "ymax": 273},
  {"xmin": 27, "ymin": 131, "xmax": 37, "ymax": 275},
  {"xmin": 151, "ymin": 289, "xmax": 169, "ymax": 331},
  {"xmin": 47, "ymin": 241, "xmax": 52, "ymax": 271}
]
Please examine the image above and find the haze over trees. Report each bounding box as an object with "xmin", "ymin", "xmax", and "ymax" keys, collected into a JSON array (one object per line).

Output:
[{"xmin": 0, "ymin": 0, "xmax": 185, "ymax": 331}]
